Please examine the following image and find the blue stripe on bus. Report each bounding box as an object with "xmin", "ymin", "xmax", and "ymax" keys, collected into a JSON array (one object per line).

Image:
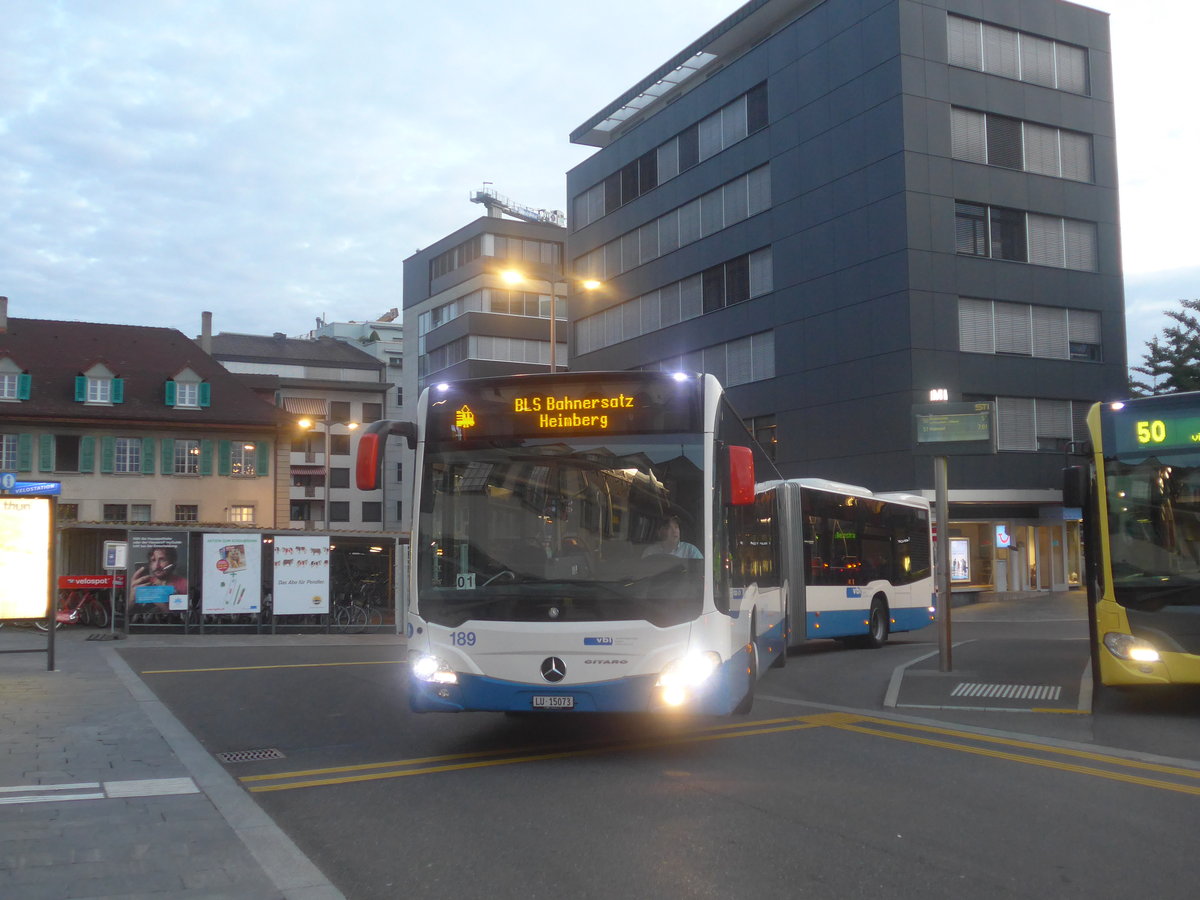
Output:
[
  {"xmin": 805, "ymin": 606, "xmax": 934, "ymax": 639},
  {"xmin": 409, "ymin": 646, "xmax": 757, "ymax": 715}
]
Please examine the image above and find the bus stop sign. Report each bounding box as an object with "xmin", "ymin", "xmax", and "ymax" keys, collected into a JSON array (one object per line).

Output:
[{"xmin": 912, "ymin": 402, "xmax": 996, "ymax": 455}]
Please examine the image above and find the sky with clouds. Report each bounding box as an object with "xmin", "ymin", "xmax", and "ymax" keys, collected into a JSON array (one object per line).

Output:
[{"xmin": 2, "ymin": 1, "xmax": 1194, "ymax": 371}]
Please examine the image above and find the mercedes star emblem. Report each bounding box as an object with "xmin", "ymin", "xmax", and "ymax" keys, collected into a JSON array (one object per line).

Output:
[{"xmin": 540, "ymin": 657, "xmax": 566, "ymax": 683}]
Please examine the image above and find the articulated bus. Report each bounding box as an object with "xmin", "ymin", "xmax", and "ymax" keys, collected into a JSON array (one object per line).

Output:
[
  {"xmin": 356, "ymin": 371, "xmax": 933, "ymax": 715},
  {"xmin": 1065, "ymin": 392, "xmax": 1200, "ymax": 687},
  {"xmin": 771, "ymin": 479, "xmax": 935, "ymax": 651}
]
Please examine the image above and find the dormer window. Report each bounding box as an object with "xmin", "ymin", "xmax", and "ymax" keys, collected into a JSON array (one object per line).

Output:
[
  {"xmin": 166, "ymin": 368, "xmax": 211, "ymax": 409},
  {"xmin": 0, "ymin": 357, "xmax": 32, "ymax": 402},
  {"xmin": 75, "ymin": 364, "xmax": 124, "ymax": 406}
]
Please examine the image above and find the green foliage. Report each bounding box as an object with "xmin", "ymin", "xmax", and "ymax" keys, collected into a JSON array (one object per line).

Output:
[{"xmin": 1130, "ymin": 299, "xmax": 1200, "ymax": 396}]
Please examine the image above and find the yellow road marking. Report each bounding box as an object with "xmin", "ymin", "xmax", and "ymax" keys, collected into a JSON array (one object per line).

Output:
[
  {"xmin": 240, "ymin": 709, "xmax": 1200, "ymax": 797},
  {"xmin": 141, "ymin": 660, "xmax": 405, "ymax": 675}
]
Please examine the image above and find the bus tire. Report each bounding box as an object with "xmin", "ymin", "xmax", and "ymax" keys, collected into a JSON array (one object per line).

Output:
[
  {"xmin": 734, "ymin": 634, "xmax": 757, "ymax": 715},
  {"xmin": 771, "ymin": 616, "xmax": 788, "ymax": 668},
  {"xmin": 864, "ymin": 596, "xmax": 889, "ymax": 649}
]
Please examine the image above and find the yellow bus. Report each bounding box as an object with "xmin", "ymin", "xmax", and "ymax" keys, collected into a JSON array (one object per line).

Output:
[{"xmin": 1065, "ymin": 392, "xmax": 1200, "ymax": 686}]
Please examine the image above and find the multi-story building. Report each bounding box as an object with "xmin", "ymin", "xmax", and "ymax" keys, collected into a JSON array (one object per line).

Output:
[
  {"xmin": 308, "ymin": 311, "xmax": 407, "ymax": 530},
  {"xmin": 565, "ymin": 0, "xmax": 1126, "ymax": 592},
  {"xmin": 401, "ymin": 204, "xmax": 568, "ymax": 528},
  {"xmin": 0, "ymin": 301, "xmax": 290, "ymax": 568},
  {"xmin": 207, "ymin": 324, "xmax": 392, "ymax": 532}
]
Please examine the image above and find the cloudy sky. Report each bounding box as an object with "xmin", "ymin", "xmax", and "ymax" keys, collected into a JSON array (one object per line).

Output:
[{"xmin": 2, "ymin": 1, "xmax": 1194, "ymax": 371}]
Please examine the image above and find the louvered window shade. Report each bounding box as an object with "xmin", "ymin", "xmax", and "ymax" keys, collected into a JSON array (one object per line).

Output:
[
  {"xmin": 983, "ymin": 24, "xmax": 1019, "ymax": 78},
  {"xmin": 1056, "ymin": 44, "xmax": 1089, "ymax": 94},
  {"xmin": 1059, "ymin": 131, "xmax": 1093, "ymax": 182},
  {"xmin": 947, "ymin": 15, "xmax": 982, "ymax": 69},
  {"xmin": 1071, "ymin": 401, "xmax": 1092, "ymax": 444},
  {"xmin": 1028, "ymin": 214, "xmax": 1064, "ymax": 267},
  {"xmin": 1032, "ymin": 306, "xmax": 1069, "ymax": 359},
  {"xmin": 726, "ymin": 336, "xmax": 752, "ymax": 387},
  {"xmin": 958, "ymin": 298, "xmax": 995, "ymax": 353},
  {"xmin": 1068, "ymin": 309, "xmax": 1101, "ymax": 344},
  {"xmin": 1023, "ymin": 123, "xmax": 1059, "ymax": 177},
  {"xmin": 997, "ymin": 397, "xmax": 1036, "ymax": 450},
  {"xmin": 1064, "ymin": 219, "xmax": 1098, "ymax": 271},
  {"xmin": 951, "ymin": 108, "xmax": 986, "ymax": 163},
  {"xmin": 986, "ymin": 115, "xmax": 1023, "ymax": 169},
  {"xmin": 751, "ymin": 331, "xmax": 775, "ymax": 381},
  {"xmin": 1020, "ymin": 34, "xmax": 1056, "ymax": 87},
  {"xmin": 1036, "ymin": 399, "xmax": 1071, "ymax": 438},
  {"xmin": 994, "ymin": 302, "xmax": 1032, "ymax": 355}
]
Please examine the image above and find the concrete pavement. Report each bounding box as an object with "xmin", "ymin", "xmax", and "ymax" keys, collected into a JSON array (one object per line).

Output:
[{"xmin": 0, "ymin": 591, "xmax": 1087, "ymax": 898}]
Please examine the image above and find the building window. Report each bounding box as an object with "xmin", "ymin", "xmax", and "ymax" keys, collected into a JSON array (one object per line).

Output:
[
  {"xmin": 951, "ymin": 107, "xmax": 1093, "ymax": 182},
  {"xmin": 330, "ymin": 434, "xmax": 351, "ymax": 456},
  {"xmin": 955, "ymin": 202, "xmax": 1097, "ymax": 272},
  {"xmin": 0, "ymin": 434, "xmax": 17, "ymax": 471},
  {"xmin": 131, "ymin": 504, "xmax": 152, "ymax": 523},
  {"xmin": 175, "ymin": 504, "xmax": 199, "ymax": 522},
  {"xmin": 87, "ymin": 377, "xmax": 112, "ymax": 404},
  {"xmin": 330, "ymin": 468, "xmax": 350, "ymax": 489},
  {"xmin": 947, "ymin": 14, "xmax": 1089, "ymax": 95},
  {"xmin": 103, "ymin": 504, "xmax": 127, "ymax": 522},
  {"xmin": 174, "ymin": 440, "xmax": 200, "ymax": 475},
  {"xmin": 229, "ymin": 505, "xmax": 254, "ymax": 524},
  {"xmin": 0, "ymin": 374, "xmax": 19, "ymax": 401},
  {"xmin": 396, "ymin": 461, "xmax": 404, "ymax": 482},
  {"xmin": 115, "ymin": 437, "xmax": 141, "ymax": 474},
  {"xmin": 231, "ymin": 442, "xmax": 257, "ymax": 477},
  {"xmin": 363, "ymin": 402, "xmax": 382, "ymax": 422},
  {"xmin": 329, "ymin": 501, "xmax": 350, "ymax": 522},
  {"xmin": 58, "ymin": 503, "xmax": 78, "ymax": 522},
  {"xmin": 362, "ymin": 502, "xmax": 382, "ymax": 523},
  {"xmin": 396, "ymin": 501, "xmax": 403, "ymax": 522},
  {"xmin": 959, "ymin": 298, "xmax": 1101, "ymax": 362},
  {"xmin": 974, "ymin": 396, "xmax": 1092, "ymax": 451},
  {"xmin": 647, "ymin": 331, "xmax": 775, "ymax": 387},
  {"xmin": 176, "ymin": 382, "xmax": 199, "ymax": 408},
  {"xmin": 330, "ymin": 401, "xmax": 351, "ymax": 423},
  {"xmin": 745, "ymin": 415, "xmax": 778, "ymax": 462}
]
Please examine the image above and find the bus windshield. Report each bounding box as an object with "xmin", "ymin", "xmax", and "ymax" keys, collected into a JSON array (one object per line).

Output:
[
  {"xmin": 416, "ymin": 434, "xmax": 706, "ymax": 628},
  {"xmin": 1104, "ymin": 450, "xmax": 1200, "ymax": 609}
]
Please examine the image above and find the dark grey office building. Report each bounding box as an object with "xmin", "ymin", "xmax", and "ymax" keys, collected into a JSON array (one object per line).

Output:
[{"xmin": 566, "ymin": 0, "xmax": 1125, "ymax": 592}]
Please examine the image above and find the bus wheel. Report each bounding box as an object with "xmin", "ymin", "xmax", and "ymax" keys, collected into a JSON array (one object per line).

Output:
[
  {"xmin": 734, "ymin": 638, "xmax": 757, "ymax": 715},
  {"xmin": 865, "ymin": 597, "xmax": 889, "ymax": 649},
  {"xmin": 770, "ymin": 616, "xmax": 788, "ymax": 668}
]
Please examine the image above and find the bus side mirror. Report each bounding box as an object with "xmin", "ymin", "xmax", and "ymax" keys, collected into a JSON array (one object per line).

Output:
[
  {"xmin": 1062, "ymin": 465, "xmax": 1088, "ymax": 509},
  {"xmin": 355, "ymin": 420, "xmax": 417, "ymax": 491},
  {"xmin": 726, "ymin": 445, "xmax": 755, "ymax": 506}
]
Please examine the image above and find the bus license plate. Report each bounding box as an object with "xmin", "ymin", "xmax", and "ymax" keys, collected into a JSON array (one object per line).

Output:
[{"xmin": 532, "ymin": 695, "xmax": 574, "ymax": 710}]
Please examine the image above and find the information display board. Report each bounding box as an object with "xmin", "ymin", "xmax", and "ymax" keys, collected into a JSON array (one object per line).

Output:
[
  {"xmin": 913, "ymin": 402, "xmax": 996, "ymax": 455},
  {"xmin": 0, "ymin": 497, "xmax": 52, "ymax": 620}
]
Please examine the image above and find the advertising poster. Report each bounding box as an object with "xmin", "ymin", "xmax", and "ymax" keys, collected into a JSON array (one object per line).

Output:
[
  {"xmin": 950, "ymin": 537, "xmax": 971, "ymax": 583},
  {"xmin": 128, "ymin": 531, "xmax": 189, "ymax": 606},
  {"xmin": 201, "ymin": 533, "xmax": 262, "ymax": 614},
  {"xmin": 272, "ymin": 536, "xmax": 330, "ymax": 615},
  {"xmin": 0, "ymin": 497, "xmax": 51, "ymax": 619}
]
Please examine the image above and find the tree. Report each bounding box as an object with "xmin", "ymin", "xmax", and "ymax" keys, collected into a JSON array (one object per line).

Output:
[{"xmin": 1130, "ymin": 299, "xmax": 1200, "ymax": 396}]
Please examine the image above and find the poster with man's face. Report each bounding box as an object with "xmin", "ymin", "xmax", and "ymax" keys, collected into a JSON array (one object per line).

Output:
[{"xmin": 128, "ymin": 531, "xmax": 189, "ymax": 605}]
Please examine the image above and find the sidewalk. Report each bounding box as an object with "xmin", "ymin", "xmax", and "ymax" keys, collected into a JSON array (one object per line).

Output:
[
  {"xmin": 887, "ymin": 589, "xmax": 1093, "ymax": 712},
  {"xmin": 0, "ymin": 626, "xmax": 347, "ymax": 900}
]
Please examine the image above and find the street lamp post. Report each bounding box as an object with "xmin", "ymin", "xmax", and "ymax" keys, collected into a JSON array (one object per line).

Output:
[
  {"xmin": 299, "ymin": 415, "xmax": 359, "ymax": 528},
  {"xmin": 500, "ymin": 270, "xmax": 601, "ymax": 372}
]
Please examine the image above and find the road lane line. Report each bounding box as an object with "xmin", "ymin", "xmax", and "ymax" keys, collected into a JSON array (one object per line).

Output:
[{"xmin": 141, "ymin": 659, "xmax": 406, "ymax": 675}]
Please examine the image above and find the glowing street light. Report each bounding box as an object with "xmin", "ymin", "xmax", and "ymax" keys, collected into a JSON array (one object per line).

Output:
[{"xmin": 499, "ymin": 270, "xmax": 602, "ymax": 372}]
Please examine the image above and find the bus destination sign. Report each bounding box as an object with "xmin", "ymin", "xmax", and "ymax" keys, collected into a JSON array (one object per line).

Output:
[
  {"xmin": 1106, "ymin": 402, "xmax": 1200, "ymax": 456},
  {"xmin": 427, "ymin": 374, "xmax": 702, "ymax": 441}
]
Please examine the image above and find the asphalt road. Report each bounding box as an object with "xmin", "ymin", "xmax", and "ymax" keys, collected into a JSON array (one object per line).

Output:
[{"xmin": 117, "ymin": 612, "xmax": 1200, "ymax": 900}]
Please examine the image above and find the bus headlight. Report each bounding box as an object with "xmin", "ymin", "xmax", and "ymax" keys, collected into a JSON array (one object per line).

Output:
[
  {"xmin": 1102, "ymin": 633, "xmax": 1161, "ymax": 664},
  {"xmin": 656, "ymin": 651, "xmax": 721, "ymax": 706},
  {"xmin": 413, "ymin": 655, "xmax": 458, "ymax": 684}
]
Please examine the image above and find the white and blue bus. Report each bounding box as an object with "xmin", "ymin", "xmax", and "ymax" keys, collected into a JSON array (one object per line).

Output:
[
  {"xmin": 356, "ymin": 371, "xmax": 934, "ymax": 715},
  {"xmin": 769, "ymin": 479, "xmax": 935, "ymax": 651},
  {"xmin": 360, "ymin": 370, "xmax": 785, "ymax": 715}
]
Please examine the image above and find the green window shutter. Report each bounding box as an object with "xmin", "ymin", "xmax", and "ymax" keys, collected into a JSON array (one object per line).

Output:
[
  {"xmin": 218, "ymin": 440, "xmax": 231, "ymax": 476},
  {"xmin": 74, "ymin": 376, "xmax": 87, "ymax": 402},
  {"xmin": 17, "ymin": 373, "xmax": 31, "ymax": 400},
  {"xmin": 141, "ymin": 437, "xmax": 156, "ymax": 474},
  {"xmin": 200, "ymin": 439, "xmax": 213, "ymax": 476},
  {"xmin": 199, "ymin": 383, "xmax": 211, "ymax": 408},
  {"xmin": 256, "ymin": 441, "xmax": 270, "ymax": 477},
  {"xmin": 39, "ymin": 434, "xmax": 55, "ymax": 472},
  {"xmin": 79, "ymin": 436, "xmax": 96, "ymax": 473},
  {"xmin": 165, "ymin": 380, "xmax": 177, "ymax": 407},
  {"xmin": 161, "ymin": 439, "xmax": 174, "ymax": 474},
  {"xmin": 100, "ymin": 436, "xmax": 116, "ymax": 474},
  {"xmin": 17, "ymin": 434, "xmax": 33, "ymax": 472},
  {"xmin": 112, "ymin": 378, "xmax": 125, "ymax": 403}
]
